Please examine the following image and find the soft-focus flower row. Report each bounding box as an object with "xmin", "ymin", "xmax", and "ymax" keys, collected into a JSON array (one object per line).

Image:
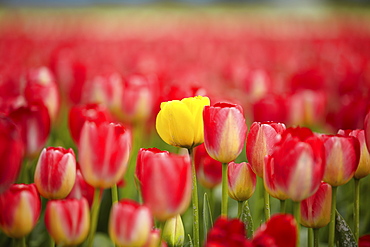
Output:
[{"xmin": 1, "ymin": 9, "xmax": 370, "ymax": 247}]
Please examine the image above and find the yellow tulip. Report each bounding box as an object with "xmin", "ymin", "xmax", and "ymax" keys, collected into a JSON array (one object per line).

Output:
[{"xmin": 156, "ymin": 96, "xmax": 210, "ymax": 149}]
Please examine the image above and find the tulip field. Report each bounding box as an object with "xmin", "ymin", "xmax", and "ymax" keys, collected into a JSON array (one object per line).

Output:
[{"xmin": 1, "ymin": 6, "xmax": 370, "ymax": 247}]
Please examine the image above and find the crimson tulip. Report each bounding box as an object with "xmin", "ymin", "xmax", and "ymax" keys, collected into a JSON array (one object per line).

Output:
[
  {"xmin": 109, "ymin": 199, "xmax": 152, "ymax": 247},
  {"xmin": 68, "ymin": 103, "xmax": 110, "ymax": 145},
  {"xmin": 194, "ymin": 143, "xmax": 222, "ymax": 189},
  {"xmin": 79, "ymin": 121, "xmax": 131, "ymax": 188},
  {"xmin": 0, "ymin": 184, "xmax": 41, "ymax": 238},
  {"xmin": 0, "ymin": 115, "xmax": 24, "ymax": 193},
  {"xmin": 271, "ymin": 127, "xmax": 325, "ymax": 202},
  {"xmin": 203, "ymin": 102, "xmax": 247, "ymax": 163},
  {"xmin": 136, "ymin": 148, "xmax": 191, "ymax": 221},
  {"xmin": 45, "ymin": 198, "xmax": 90, "ymax": 246},
  {"xmin": 246, "ymin": 121, "xmax": 286, "ymax": 178}
]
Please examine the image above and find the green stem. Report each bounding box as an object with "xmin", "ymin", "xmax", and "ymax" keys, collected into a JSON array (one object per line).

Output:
[
  {"xmin": 263, "ymin": 187, "xmax": 270, "ymax": 220},
  {"xmin": 308, "ymin": 228, "xmax": 313, "ymax": 247},
  {"xmin": 354, "ymin": 179, "xmax": 360, "ymax": 243},
  {"xmin": 87, "ymin": 188, "xmax": 101, "ymax": 247},
  {"xmin": 313, "ymin": 228, "xmax": 320, "ymax": 247},
  {"xmin": 280, "ymin": 199, "xmax": 286, "ymax": 213},
  {"xmin": 238, "ymin": 201, "xmax": 244, "ymax": 219},
  {"xmin": 13, "ymin": 237, "xmax": 26, "ymax": 247},
  {"xmin": 50, "ymin": 236, "xmax": 55, "ymax": 247},
  {"xmin": 221, "ymin": 163, "xmax": 228, "ymax": 217},
  {"xmin": 159, "ymin": 221, "xmax": 165, "ymax": 247},
  {"xmin": 111, "ymin": 184, "xmax": 118, "ymax": 204},
  {"xmin": 328, "ymin": 186, "xmax": 337, "ymax": 247},
  {"xmin": 188, "ymin": 148, "xmax": 200, "ymax": 247},
  {"xmin": 293, "ymin": 201, "xmax": 301, "ymax": 247}
]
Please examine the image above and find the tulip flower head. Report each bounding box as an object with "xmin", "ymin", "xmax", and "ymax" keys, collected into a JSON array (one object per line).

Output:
[
  {"xmin": 0, "ymin": 115, "xmax": 24, "ymax": 193},
  {"xmin": 271, "ymin": 127, "xmax": 325, "ymax": 202},
  {"xmin": 300, "ymin": 182, "xmax": 332, "ymax": 229},
  {"xmin": 322, "ymin": 133, "xmax": 360, "ymax": 187},
  {"xmin": 227, "ymin": 162, "xmax": 256, "ymax": 202},
  {"xmin": 136, "ymin": 148, "xmax": 191, "ymax": 221},
  {"xmin": 365, "ymin": 110, "xmax": 370, "ymax": 153},
  {"xmin": 203, "ymin": 102, "xmax": 247, "ymax": 163},
  {"xmin": 0, "ymin": 184, "xmax": 41, "ymax": 238},
  {"xmin": 79, "ymin": 121, "xmax": 131, "ymax": 188},
  {"xmin": 246, "ymin": 121, "xmax": 286, "ymax": 177},
  {"xmin": 156, "ymin": 96, "xmax": 210, "ymax": 149},
  {"xmin": 34, "ymin": 147, "xmax": 76, "ymax": 199},
  {"xmin": 263, "ymin": 155, "xmax": 289, "ymax": 201},
  {"xmin": 66, "ymin": 169, "xmax": 96, "ymax": 207},
  {"xmin": 45, "ymin": 198, "xmax": 90, "ymax": 246},
  {"xmin": 162, "ymin": 215, "xmax": 185, "ymax": 247}
]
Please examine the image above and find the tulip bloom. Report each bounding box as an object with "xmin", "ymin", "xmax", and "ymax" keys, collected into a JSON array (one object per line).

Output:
[
  {"xmin": 0, "ymin": 184, "xmax": 41, "ymax": 238},
  {"xmin": 203, "ymin": 102, "xmax": 247, "ymax": 163},
  {"xmin": 8, "ymin": 103, "xmax": 50, "ymax": 158},
  {"xmin": 45, "ymin": 198, "xmax": 90, "ymax": 246},
  {"xmin": 162, "ymin": 215, "xmax": 185, "ymax": 247},
  {"xmin": 0, "ymin": 116, "xmax": 24, "ymax": 193},
  {"xmin": 34, "ymin": 147, "xmax": 76, "ymax": 199},
  {"xmin": 156, "ymin": 96, "xmax": 210, "ymax": 149},
  {"xmin": 271, "ymin": 127, "xmax": 325, "ymax": 202},
  {"xmin": 79, "ymin": 121, "xmax": 131, "ymax": 188},
  {"xmin": 66, "ymin": 169, "xmax": 95, "ymax": 207},
  {"xmin": 109, "ymin": 200, "xmax": 152, "ymax": 247},
  {"xmin": 136, "ymin": 148, "xmax": 191, "ymax": 221},
  {"xmin": 194, "ymin": 144, "xmax": 222, "ymax": 189},
  {"xmin": 246, "ymin": 121, "xmax": 286, "ymax": 177},
  {"xmin": 228, "ymin": 162, "xmax": 256, "ymax": 202},
  {"xmin": 68, "ymin": 103, "xmax": 110, "ymax": 145},
  {"xmin": 322, "ymin": 134, "xmax": 360, "ymax": 187},
  {"xmin": 300, "ymin": 182, "xmax": 332, "ymax": 229},
  {"xmin": 263, "ymin": 155, "xmax": 289, "ymax": 201},
  {"xmin": 365, "ymin": 110, "xmax": 370, "ymax": 153}
]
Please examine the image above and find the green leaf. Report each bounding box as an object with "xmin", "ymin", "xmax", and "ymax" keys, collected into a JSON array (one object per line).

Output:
[
  {"xmin": 188, "ymin": 234, "xmax": 194, "ymax": 247},
  {"xmin": 335, "ymin": 210, "xmax": 358, "ymax": 247},
  {"xmin": 202, "ymin": 192, "xmax": 213, "ymax": 243}
]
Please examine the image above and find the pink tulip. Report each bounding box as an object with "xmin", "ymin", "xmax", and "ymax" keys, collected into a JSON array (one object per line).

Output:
[
  {"xmin": 79, "ymin": 121, "xmax": 131, "ymax": 188},
  {"xmin": 0, "ymin": 116, "xmax": 24, "ymax": 193},
  {"xmin": 227, "ymin": 162, "xmax": 256, "ymax": 202},
  {"xmin": 300, "ymin": 182, "xmax": 332, "ymax": 228},
  {"xmin": 246, "ymin": 121, "xmax": 286, "ymax": 177},
  {"xmin": 203, "ymin": 102, "xmax": 247, "ymax": 163},
  {"xmin": 0, "ymin": 184, "xmax": 41, "ymax": 238},
  {"xmin": 271, "ymin": 127, "xmax": 325, "ymax": 201},
  {"xmin": 322, "ymin": 134, "xmax": 360, "ymax": 187},
  {"xmin": 136, "ymin": 148, "xmax": 191, "ymax": 221},
  {"xmin": 34, "ymin": 147, "xmax": 76, "ymax": 199},
  {"xmin": 45, "ymin": 198, "xmax": 90, "ymax": 246},
  {"xmin": 109, "ymin": 199, "xmax": 152, "ymax": 247}
]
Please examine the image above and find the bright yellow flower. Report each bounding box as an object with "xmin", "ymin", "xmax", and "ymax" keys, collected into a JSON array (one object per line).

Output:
[{"xmin": 156, "ymin": 96, "xmax": 210, "ymax": 149}]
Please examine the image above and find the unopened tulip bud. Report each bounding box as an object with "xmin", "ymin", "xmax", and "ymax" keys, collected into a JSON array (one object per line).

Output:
[
  {"xmin": 34, "ymin": 147, "xmax": 76, "ymax": 199},
  {"xmin": 109, "ymin": 200, "xmax": 152, "ymax": 247},
  {"xmin": 228, "ymin": 162, "xmax": 256, "ymax": 202},
  {"xmin": 163, "ymin": 215, "xmax": 185, "ymax": 247},
  {"xmin": 300, "ymin": 182, "xmax": 332, "ymax": 229},
  {"xmin": 156, "ymin": 96, "xmax": 210, "ymax": 149},
  {"xmin": 0, "ymin": 184, "xmax": 41, "ymax": 238},
  {"xmin": 45, "ymin": 198, "xmax": 90, "ymax": 246},
  {"xmin": 203, "ymin": 102, "xmax": 248, "ymax": 163}
]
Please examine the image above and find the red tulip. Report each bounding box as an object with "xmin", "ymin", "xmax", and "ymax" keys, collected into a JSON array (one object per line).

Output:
[
  {"xmin": 0, "ymin": 184, "xmax": 41, "ymax": 238},
  {"xmin": 109, "ymin": 199, "xmax": 152, "ymax": 247},
  {"xmin": 45, "ymin": 198, "xmax": 90, "ymax": 246},
  {"xmin": 227, "ymin": 162, "xmax": 256, "ymax": 202},
  {"xmin": 24, "ymin": 67, "xmax": 60, "ymax": 122},
  {"xmin": 271, "ymin": 127, "xmax": 325, "ymax": 201},
  {"xmin": 8, "ymin": 103, "xmax": 50, "ymax": 158},
  {"xmin": 252, "ymin": 94, "xmax": 288, "ymax": 123},
  {"xmin": 263, "ymin": 155, "xmax": 289, "ymax": 200},
  {"xmin": 0, "ymin": 115, "xmax": 24, "ymax": 193},
  {"xmin": 66, "ymin": 169, "xmax": 95, "ymax": 207},
  {"xmin": 203, "ymin": 102, "xmax": 247, "ymax": 163},
  {"xmin": 79, "ymin": 121, "xmax": 131, "ymax": 188},
  {"xmin": 246, "ymin": 121, "xmax": 286, "ymax": 177},
  {"xmin": 136, "ymin": 148, "xmax": 191, "ymax": 221},
  {"xmin": 194, "ymin": 144, "xmax": 222, "ymax": 189},
  {"xmin": 68, "ymin": 103, "xmax": 111, "ymax": 145},
  {"xmin": 300, "ymin": 182, "xmax": 332, "ymax": 228},
  {"xmin": 322, "ymin": 134, "xmax": 360, "ymax": 187},
  {"xmin": 338, "ymin": 129, "xmax": 370, "ymax": 179},
  {"xmin": 365, "ymin": 111, "xmax": 370, "ymax": 153},
  {"xmin": 34, "ymin": 147, "xmax": 76, "ymax": 199}
]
